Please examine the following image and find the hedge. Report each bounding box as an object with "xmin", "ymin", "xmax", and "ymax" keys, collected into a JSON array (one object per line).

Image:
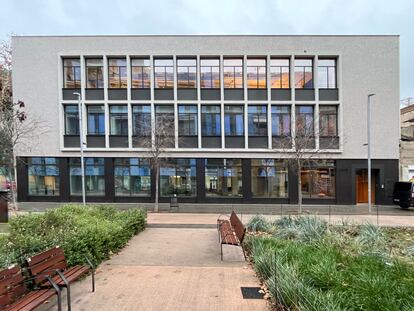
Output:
[{"xmin": 0, "ymin": 204, "xmax": 146, "ymax": 269}]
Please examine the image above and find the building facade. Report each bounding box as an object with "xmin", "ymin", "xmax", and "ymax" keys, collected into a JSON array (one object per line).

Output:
[
  {"xmin": 400, "ymin": 103, "xmax": 414, "ymax": 181},
  {"xmin": 12, "ymin": 35, "xmax": 400, "ymax": 206}
]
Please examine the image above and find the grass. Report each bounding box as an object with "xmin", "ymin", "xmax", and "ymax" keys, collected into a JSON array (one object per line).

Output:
[{"xmin": 245, "ymin": 216, "xmax": 414, "ymax": 311}]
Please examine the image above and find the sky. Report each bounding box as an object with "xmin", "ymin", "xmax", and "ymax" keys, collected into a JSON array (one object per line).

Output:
[{"xmin": 1, "ymin": 0, "xmax": 413, "ymax": 99}]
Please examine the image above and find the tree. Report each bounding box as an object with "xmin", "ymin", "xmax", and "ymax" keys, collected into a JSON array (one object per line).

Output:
[{"xmin": 134, "ymin": 112, "xmax": 175, "ymax": 212}]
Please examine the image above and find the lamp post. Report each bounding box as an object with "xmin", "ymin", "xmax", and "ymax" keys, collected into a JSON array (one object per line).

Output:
[
  {"xmin": 74, "ymin": 92, "xmax": 86, "ymax": 206},
  {"xmin": 367, "ymin": 94, "xmax": 375, "ymax": 213}
]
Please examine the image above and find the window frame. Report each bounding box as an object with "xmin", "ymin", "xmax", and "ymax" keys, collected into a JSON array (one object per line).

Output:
[
  {"xmin": 64, "ymin": 105, "xmax": 79, "ymax": 135},
  {"xmin": 85, "ymin": 58, "xmax": 104, "ymax": 89},
  {"xmin": 132, "ymin": 105, "xmax": 151, "ymax": 137},
  {"xmin": 248, "ymin": 105, "xmax": 268, "ymax": 137},
  {"xmin": 154, "ymin": 59, "xmax": 174, "ymax": 89},
  {"xmin": 178, "ymin": 105, "xmax": 198, "ymax": 136},
  {"xmin": 251, "ymin": 159, "xmax": 288, "ymax": 198},
  {"xmin": 271, "ymin": 105, "xmax": 291, "ymax": 137},
  {"xmin": 27, "ymin": 157, "xmax": 60, "ymax": 196},
  {"xmin": 204, "ymin": 159, "xmax": 243, "ymax": 197},
  {"xmin": 224, "ymin": 105, "xmax": 244, "ymax": 137},
  {"xmin": 295, "ymin": 105, "xmax": 315, "ymax": 137},
  {"xmin": 223, "ymin": 58, "xmax": 243, "ymax": 89},
  {"xmin": 177, "ymin": 59, "xmax": 197, "ymax": 88},
  {"xmin": 109, "ymin": 105, "xmax": 129, "ymax": 136},
  {"xmin": 247, "ymin": 58, "xmax": 267, "ymax": 89},
  {"xmin": 200, "ymin": 58, "xmax": 220, "ymax": 89},
  {"xmin": 108, "ymin": 58, "xmax": 127, "ymax": 89},
  {"xmin": 63, "ymin": 58, "xmax": 81, "ymax": 89},
  {"xmin": 294, "ymin": 58, "xmax": 314, "ymax": 89},
  {"xmin": 319, "ymin": 105, "xmax": 338, "ymax": 137},
  {"xmin": 270, "ymin": 58, "xmax": 290, "ymax": 89},
  {"xmin": 318, "ymin": 59, "xmax": 337, "ymax": 89},
  {"xmin": 87, "ymin": 105, "xmax": 105, "ymax": 136},
  {"xmin": 201, "ymin": 105, "xmax": 221, "ymax": 137},
  {"xmin": 131, "ymin": 58, "xmax": 151, "ymax": 89},
  {"xmin": 114, "ymin": 158, "xmax": 151, "ymax": 197}
]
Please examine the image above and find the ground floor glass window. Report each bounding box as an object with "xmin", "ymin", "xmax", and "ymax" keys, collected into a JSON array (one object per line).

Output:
[
  {"xmin": 301, "ymin": 160, "xmax": 336, "ymax": 199},
  {"xmin": 69, "ymin": 158, "xmax": 105, "ymax": 196},
  {"xmin": 205, "ymin": 159, "xmax": 242, "ymax": 197},
  {"xmin": 114, "ymin": 158, "xmax": 151, "ymax": 196},
  {"xmin": 28, "ymin": 158, "xmax": 60, "ymax": 196},
  {"xmin": 251, "ymin": 159, "xmax": 288, "ymax": 198},
  {"xmin": 160, "ymin": 159, "xmax": 196, "ymax": 197}
]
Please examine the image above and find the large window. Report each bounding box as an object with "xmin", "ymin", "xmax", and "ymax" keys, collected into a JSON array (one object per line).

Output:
[
  {"xmin": 272, "ymin": 106, "xmax": 291, "ymax": 137},
  {"xmin": 251, "ymin": 159, "xmax": 288, "ymax": 198},
  {"xmin": 28, "ymin": 158, "xmax": 59, "ymax": 196},
  {"xmin": 108, "ymin": 58, "xmax": 127, "ymax": 88},
  {"xmin": 200, "ymin": 58, "xmax": 220, "ymax": 88},
  {"xmin": 110, "ymin": 105, "xmax": 128, "ymax": 136},
  {"xmin": 295, "ymin": 106, "xmax": 314, "ymax": 136},
  {"xmin": 223, "ymin": 58, "xmax": 243, "ymax": 88},
  {"xmin": 201, "ymin": 105, "xmax": 221, "ymax": 136},
  {"xmin": 205, "ymin": 159, "xmax": 242, "ymax": 197},
  {"xmin": 224, "ymin": 105, "xmax": 244, "ymax": 136},
  {"xmin": 114, "ymin": 158, "xmax": 151, "ymax": 197},
  {"xmin": 155, "ymin": 105, "xmax": 175, "ymax": 135},
  {"xmin": 132, "ymin": 105, "xmax": 151, "ymax": 136},
  {"xmin": 154, "ymin": 59, "xmax": 174, "ymax": 88},
  {"xmin": 301, "ymin": 161, "xmax": 336, "ymax": 199},
  {"xmin": 178, "ymin": 105, "xmax": 198, "ymax": 136},
  {"xmin": 64, "ymin": 105, "xmax": 79, "ymax": 135},
  {"xmin": 63, "ymin": 58, "xmax": 81, "ymax": 88},
  {"xmin": 87, "ymin": 105, "xmax": 105, "ymax": 135},
  {"xmin": 247, "ymin": 59, "xmax": 266, "ymax": 88},
  {"xmin": 318, "ymin": 59, "xmax": 337, "ymax": 89},
  {"xmin": 69, "ymin": 158, "xmax": 105, "ymax": 196},
  {"xmin": 294, "ymin": 59, "xmax": 313, "ymax": 88},
  {"xmin": 319, "ymin": 106, "xmax": 338, "ymax": 137},
  {"xmin": 177, "ymin": 59, "xmax": 197, "ymax": 88},
  {"xmin": 86, "ymin": 58, "xmax": 103, "ymax": 88},
  {"xmin": 160, "ymin": 159, "xmax": 196, "ymax": 197},
  {"xmin": 270, "ymin": 59, "xmax": 290, "ymax": 89},
  {"xmin": 131, "ymin": 58, "xmax": 150, "ymax": 88},
  {"xmin": 248, "ymin": 105, "xmax": 267, "ymax": 136}
]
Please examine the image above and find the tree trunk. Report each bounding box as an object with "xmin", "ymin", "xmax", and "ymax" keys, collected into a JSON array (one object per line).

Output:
[
  {"xmin": 154, "ymin": 162, "xmax": 159, "ymax": 213},
  {"xmin": 297, "ymin": 160, "xmax": 302, "ymax": 215},
  {"xmin": 9, "ymin": 151, "xmax": 17, "ymax": 210}
]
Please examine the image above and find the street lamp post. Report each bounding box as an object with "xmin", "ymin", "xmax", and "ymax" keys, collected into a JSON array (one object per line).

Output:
[
  {"xmin": 367, "ymin": 94, "xmax": 375, "ymax": 213},
  {"xmin": 74, "ymin": 92, "xmax": 86, "ymax": 206}
]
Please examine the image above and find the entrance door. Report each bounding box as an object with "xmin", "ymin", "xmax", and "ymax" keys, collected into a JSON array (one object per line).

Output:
[{"xmin": 356, "ymin": 169, "xmax": 375, "ymax": 203}]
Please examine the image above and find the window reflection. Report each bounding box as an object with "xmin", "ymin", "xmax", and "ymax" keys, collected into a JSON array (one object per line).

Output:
[
  {"xmin": 28, "ymin": 158, "xmax": 60, "ymax": 196},
  {"xmin": 178, "ymin": 105, "xmax": 198, "ymax": 136},
  {"xmin": 295, "ymin": 105, "xmax": 314, "ymax": 136},
  {"xmin": 301, "ymin": 160, "xmax": 335, "ymax": 198},
  {"xmin": 271, "ymin": 106, "xmax": 291, "ymax": 137},
  {"xmin": 294, "ymin": 59, "xmax": 313, "ymax": 88},
  {"xmin": 160, "ymin": 159, "xmax": 196, "ymax": 197},
  {"xmin": 251, "ymin": 159, "xmax": 288, "ymax": 198},
  {"xmin": 69, "ymin": 158, "xmax": 105, "ymax": 196},
  {"xmin": 177, "ymin": 59, "xmax": 197, "ymax": 88},
  {"xmin": 224, "ymin": 105, "xmax": 244, "ymax": 136},
  {"xmin": 201, "ymin": 105, "xmax": 221, "ymax": 136},
  {"xmin": 63, "ymin": 58, "xmax": 81, "ymax": 88},
  {"xmin": 108, "ymin": 58, "xmax": 127, "ymax": 88},
  {"xmin": 223, "ymin": 58, "xmax": 243, "ymax": 88},
  {"xmin": 200, "ymin": 58, "xmax": 220, "ymax": 88},
  {"xmin": 205, "ymin": 159, "xmax": 242, "ymax": 197},
  {"xmin": 247, "ymin": 59, "xmax": 266, "ymax": 88},
  {"xmin": 318, "ymin": 59, "xmax": 337, "ymax": 89},
  {"xmin": 64, "ymin": 105, "xmax": 79, "ymax": 135},
  {"xmin": 110, "ymin": 105, "xmax": 128, "ymax": 136},
  {"xmin": 319, "ymin": 106, "xmax": 338, "ymax": 137},
  {"xmin": 154, "ymin": 59, "xmax": 174, "ymax": 88},
  {"xmin": 114, "ymin": 158, "xmax": 151, "ymax": 197},
  {"xmin": 86, "ymin": 59, "xmax": 104, "ymax": 88},
  {"xmin": 248, "ymin": 105, "xmax": 267, "ymax": 136},
  {"xmin": 87, "ymin": 105, "xmax": 105, "ymax": 135},
  {"xmin": 131, "ymin": 58, "xmax": 151, "ymax": 88},
  {"xmin": 270, "ymin": 59, "xmax": 290, "ymax": 88},
  {"xmin": 132, "ymin": 105, "xmax": 151, "ymax": 136}
]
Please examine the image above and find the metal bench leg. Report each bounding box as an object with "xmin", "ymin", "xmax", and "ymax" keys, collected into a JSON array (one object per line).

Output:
[
  {"xmin": 47, "ymin": 276, "xmax": 62, "ymax": 311},
  {"xmin": 241, "ymin": 245, "xmax": 247, "ymax": 261},
  {"xmin": 85, "ymin": 257, "xmax": 96, "ymax": 292},
  {"xmin": 221, "ymin": 243, "xmax": 223, "ymax": 261},
  {"xmin": 56, "ymin": 270, "xmax": 71, "ymax": 311}
]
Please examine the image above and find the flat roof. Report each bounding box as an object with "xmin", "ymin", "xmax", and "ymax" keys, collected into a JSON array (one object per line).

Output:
[{"xmin": 11, "ymin": 34, "xmax": 400, "ymax": 38}]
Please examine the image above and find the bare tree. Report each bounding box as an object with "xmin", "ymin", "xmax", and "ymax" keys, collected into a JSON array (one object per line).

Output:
[{"xmin": 134, "ymin": 112, "xmax": 175, "ymax": 212}]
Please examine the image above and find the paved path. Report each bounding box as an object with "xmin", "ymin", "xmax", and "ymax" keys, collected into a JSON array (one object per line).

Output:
[{"xmin": 41, "ymin": 217, "xmax": 268, "ymax": 311}]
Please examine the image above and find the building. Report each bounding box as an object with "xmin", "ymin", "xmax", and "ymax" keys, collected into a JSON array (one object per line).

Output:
[
  {"xmin": 11, "ymin": 35, "xmax": 400, "ymax": 206},
  {"xmin": 400, "ymin": 102, "xmax": 414, "ymax": 181}
]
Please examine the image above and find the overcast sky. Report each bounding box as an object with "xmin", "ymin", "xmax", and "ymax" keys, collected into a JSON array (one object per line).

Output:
[{"xmin": 1, "ymin": 0, "xmax": 413, "ymax": 99}]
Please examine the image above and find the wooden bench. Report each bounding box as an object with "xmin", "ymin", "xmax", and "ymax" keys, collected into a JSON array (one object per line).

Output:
[
  {"xmin": 26, "ymin": 247, "xmax": 95, "ymax": 311},
  {"xmin": 0, "ymin": 264, "xmax": 62, "ymax": 311},
  {"xmin": 217, "ymin": 211, "xmax": 246, "ymax": 261}
]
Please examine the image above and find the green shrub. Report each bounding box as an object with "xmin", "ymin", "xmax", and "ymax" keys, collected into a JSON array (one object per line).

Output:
[
  {"xmin": 274, "ymin": 216, "xmax": 328, "ymax": 243},
  {"xmin": 246, "ymin": 215, "xmax": 271, "ymax": 233},
  {"xmin": 0, "ymin": 204, "xmax": 146, "ymax": 268}
]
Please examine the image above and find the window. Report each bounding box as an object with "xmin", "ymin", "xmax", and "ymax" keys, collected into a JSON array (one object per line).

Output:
[
  {"xmin": 64, "ymin": 105, "xmax": 79, "ymax": 135},
  {"xmin": 87, "ymin": 105, "xmax": 105, "ymax": 135},
  {"xmin": 272, "ymin": 106, "xmax": 291, "ymax": 136},
  {"xmin": 251, "ymin": 159, "xmax": 288, "ymax": 198},
  {"xmin": 160, "ymin": 159, "xmax": 196, "ymax": 197},
  {"xmin": 270, "ymin": 59, "xmax": 290, "ymax": 88},
  {"xmin": 132, "ymin": 105, "xmax": 151, "ymax": 136},
  {"xmin": 318, "ymin": 59, "xmax": 337, "ymax": 89},
  {"xmin": 200, "ymin": 58, "xmax": 220, "ymax": 88},
  {"xmin": 296, "ymin": 106, "xmax": 314, "ymax": 136},
  {"xmin": 108, "ymin": 58, "xmax": 127, "ymax": 88},
  {"xmin": 319, "ymin": 106, "xmax": 338, "ymax": 137},
  {"xmin": 294, "ymin": 59, "xmax": 313, "ymax": 88},
  {"xmin": 131, "ymin": 58, "xmax": 150, "ymax": 88},
  {"xmin": 69, "ymin": 158, "xmax": 105, "ymax": 196},
  {"xmin": 248, "ymin": 105, "xmax": 267, "ymax": 136},
  {"xmin": 114, "ymin": 158, "xmax": 151, "ymax": 197},
  {"xmin": 63, "ymin": 58, "xmax": 81, "ymax": 88},
  {"xmin": 178, "ymin": 105, "xmax": 198, "ymax": 136},
  {"xmin": 154, "ymin": 59, "xmax": 173, "ymax": 88},
  {"xmin": 223, "ymin": 58, "xmax": 243, "ymax": 88},
  {"xmin": 247, "ymin": 59, "xmax": 266, "ymax": 88},
  {"xmin": 28, "ymin": 158, "xmax": 59, "ymax": 196},
  {"xmin": 110, "ymin": 105, "xmax": 128, "ymax": 136},
  {"xmin": 155, "ymin": 105, "xmax": 175, "ymax": 137},
  {"xmin": 301, "ymin": 161, "xmax": 336, "ymax": 199},
  {"xmin": 86, "ymin": 58, "xmax": 103, "ymax": 88},
  {"xmin": 205, "ymin": 159, "xmax": 242, "ymax": 197},
  {"xmin": 177, "ymin": 59, "xmax": 196, "ymax": 88},
  {"xmin": 201, "ymin": 105, "xmax": 221, "ymax": 136},
  {"xmin": 224, "ymin": 105, "xmax": 244, "ymax": 136}
]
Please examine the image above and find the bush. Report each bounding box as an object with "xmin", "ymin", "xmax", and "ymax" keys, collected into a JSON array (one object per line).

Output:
[
  {"xmin": 0, "ymin": 204, "xmax": 146, "ymax": 268},
  {"xmin": 274, "ymin": 216, "xmax": 328, "ymax": 243},
  {"xmin": 246, "ymin": 215, "xmax": 271, "ymax": 233}
]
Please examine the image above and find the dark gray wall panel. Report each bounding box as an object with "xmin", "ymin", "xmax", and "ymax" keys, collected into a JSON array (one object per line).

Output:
[
  {"xmin": 177, "ymin": 89, "xmax": 197, "ymax": 100},
  {"xmin": 62, "ymin": 88, "xmax": 81, "ymax": 100},
  {"xmin": 85, "ymin": 89, "xmax": 104, "ymax": 100},
  {"xmin": 201, "ymin": 89, "xmax": 221, "ymax": 100},
  {"xmin": 320, "ymin": 137, "xmax": 339, "ymax": 149},
  {"xmin": 154, "ymin": 89, "xmax": 174, "ymax": 100},
  {"xmin": 248, "ymin": 136, "xmax": 268, "ymax": 148},
  {"xmin": 131, "ymin": 89, "xmax": 151, "ymax": 100},
  {"xmin": 295, "ymin": 89, "xmax": 315, "ymax": 101},
  {"xmin": 178, "ymin": 136, "xmax": 198, "ymax": 148},
  {"xmin": 224, "ymin": 89, "xmax": 244, "ymax": 100},
  {"xmin": 108, "ymin": 89, "xmax": 127, "ymax": 100},
  {"xmin": 64, "ymin": 135, "xmax": 79, "ymax": 148},
  {"xmin": 201, "ymin": 136, "xmax": 221, "ymax": 148},
  {"xmin": 319, "ymin": 89, "xmax": 339, "ymax": 101},
  {"xmin": 271, "ymin": 89, "xmax": 291, "ymax": 101},
  {"xmin": 225, "ymin": 136, "xmax": 244, "ymax": 148},
  {"xmin": 109, "ymin": 136, "xmax": 129, "ymax": 147},
  {"xmin": 248, "ymin": 89, "xmax": 267, "ymax": 100},
  {"xmin": 87, "ymin": 135, "xmax": 105, "ymax": 148}
]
